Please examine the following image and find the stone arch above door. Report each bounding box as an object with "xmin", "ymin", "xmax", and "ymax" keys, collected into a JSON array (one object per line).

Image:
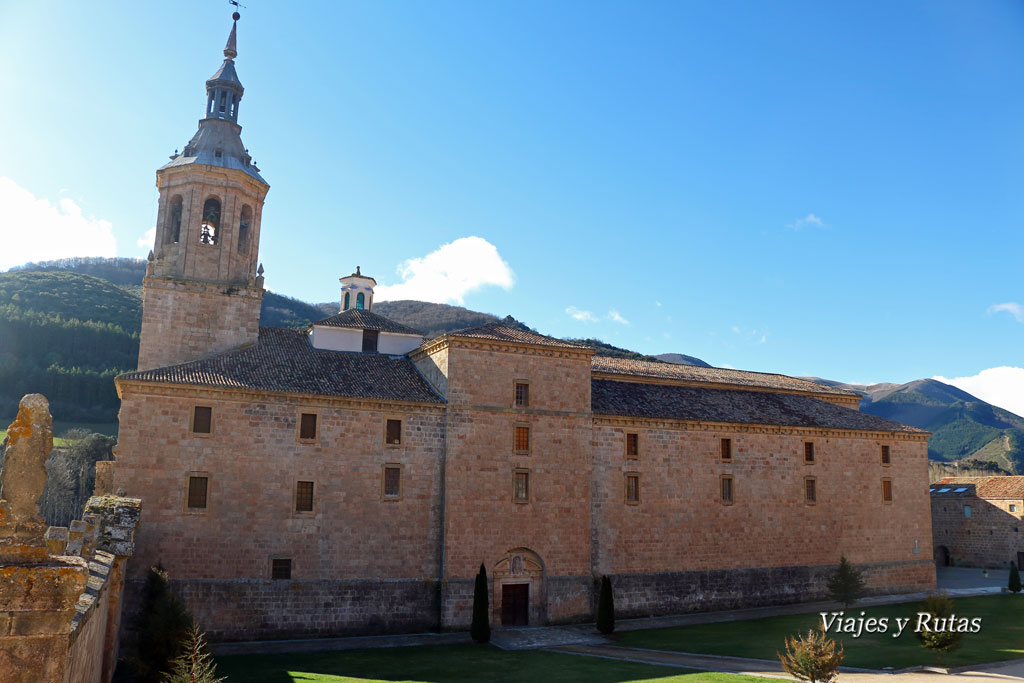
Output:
[{"xmin": 493, "ymin": 548, "xmax": 545, "ymax": 627}]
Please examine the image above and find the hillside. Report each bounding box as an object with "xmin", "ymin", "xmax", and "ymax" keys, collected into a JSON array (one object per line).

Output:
[{"xmin": 809, "ymin": 377, "xmax": 1024, "ymax": 472}]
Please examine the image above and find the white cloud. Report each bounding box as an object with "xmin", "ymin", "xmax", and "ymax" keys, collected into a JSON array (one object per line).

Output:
[
  {"xmin": 374, "ymin": 236, "xmax": 514, "ymax": 305},
  {"xmin": 137, "ymin": 227, "xmax": 156, "ymax": 251},
  {"xmin": 787, "ymin": 213, "xmax": 826, "ymax": 230},
  {"xmin": 933, "ymin": 367, "xmax": 1024, "ymax": 419},
  {"xmin": 987, "ymin": 302, "xmax": 1024, "ymax": 323},
  {"xmin": 608, "ymin": 309, "xmax": 629, "ymax": 325},
  {"xmin": 0, "ymin": 177, "xmax": 117, "ymax": 270},
  {"xmin": 566, "ymin": 306, "xmax": 599, "ymax": 323},
  {"xmin": 654, "ymin": 301, "xmax": 662, "ymax": 307}
]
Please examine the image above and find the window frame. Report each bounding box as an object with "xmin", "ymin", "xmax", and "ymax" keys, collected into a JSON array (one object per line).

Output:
[
  {"xmin": 381, "ymin": 463, "xmax": 404, "ymax": 501},
  {"xmin": 625, "ymin": 472, "xmax": 640, "ymax": 505},
  {"xmin": 720, "ymin": 438, "xmax": 733, "ymax": 462},
  {"xmin": 297, "ymin": 410, "xmax": 319, "ymax": 443},
  {"xmin": 513, "ymin": 468, "xmax": 530, "ymax": 504},
  {"xmin": 190, "ymin": 405, "xmax": 214, "ymax": 437},
  {"xmin": 804, "ymin": 476, "xmax": 817, "ymax": 505},
  {"xmin": 270, "ymin": 557, "xmax": 293, "ymax": 580},
  {"xmin": 803, "ymin": 441, "xmax": 815, "ymax": 464},
  {"xmin": 514, "ymin": 380, "xmax": 530, "ymax": 408},
  {"xmin": 963, "ymin": 504, "xmax": 972, "ymax": 518},
  {"xmin": 720, "ymin": 474, "xmax": 735, "ymax": 505},
  {"xmin": 513, "ymin": 423, "xmax": 531, "ymax": 455},
  {"xmin": 362, "ymin": 328, "xmax": 379, "ymax": 352},
  {"xmin": 294, "ymin": 480, "xmax": 315, "ymax": 514},
  {"xmin": 625, "ymin": 433, "xmax": 640, "ymax": 459},
  {"xmin": 184, "ymin": 472, "xmax": 210, "ymax": 512},
  {"xmin": 881, "ymin": 477, "xmax": 893, "ymax": 504},
  {"xmin": 881, "ymin": 444, "xmax": 891, "ymax": 466},
  {"xmin": 384, "ymin": 417, "xmax": 403, "ymax": 447}
]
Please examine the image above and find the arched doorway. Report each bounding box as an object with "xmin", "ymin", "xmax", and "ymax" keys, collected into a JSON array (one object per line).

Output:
[
  {"xmin": 493, "ymin": 548, "xmax": 544, "ymax": 627},
  {"xmin": 934, "ymin": 544, "xmax": 950, "ymax": 567}
]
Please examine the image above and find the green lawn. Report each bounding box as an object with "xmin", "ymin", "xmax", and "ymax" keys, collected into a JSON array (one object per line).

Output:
[
  {"xmin": 0, "ymin": 421, "xmax": 117, "ymax": 446},
  {"xmin": 216, "ymin": 644, "xmax": 766, "ymax": 683},
  {"xmin": 616, "ymin": 595, "xmax": 1024, "ymax": 670}
]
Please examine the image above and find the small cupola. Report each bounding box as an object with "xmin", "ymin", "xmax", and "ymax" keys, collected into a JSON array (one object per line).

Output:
[
  {"xmin": 340, "ymin": 266, "xmax": 376, "ymax": 312},
  {"xmin": 205, "ymin": 14, "xmax": 245, "ymax": 122}
]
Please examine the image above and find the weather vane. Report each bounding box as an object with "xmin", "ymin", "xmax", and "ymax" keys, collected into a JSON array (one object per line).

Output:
[{"xmin": 229, "ymin": 0, "xmax": 245, "ymax": 20}]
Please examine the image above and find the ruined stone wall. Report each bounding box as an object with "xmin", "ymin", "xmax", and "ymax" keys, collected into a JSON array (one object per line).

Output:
[
  {"xmin": 931, "ymin": 495, "xmax": 1024, "ymax": 568},
  {"xmin": 114, "ymin": 386, "xmax": 445, "ymax": 637},
  {"xmin": 591, "ymin": 420, "xmax": 935, "ymax": 612}
]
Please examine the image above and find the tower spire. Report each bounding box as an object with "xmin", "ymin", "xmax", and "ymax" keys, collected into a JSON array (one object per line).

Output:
[{"xmin": 224, "ymin": 16, "xmax": 238, "ymax": 59}]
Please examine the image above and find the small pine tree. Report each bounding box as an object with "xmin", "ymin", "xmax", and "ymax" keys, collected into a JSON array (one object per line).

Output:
[
  {"xmin": 826, "ymin": 556, "xmax": 866, "ymax": 607},
  {"xmin": 131, "ymin": 564, "xmax": 195, "ymax": 682},
  {"xmin": 596, "ymin": 575, "xmax": 615, "ymax": 635},
  {"xmin": 916, "ymin": 592, "xmax": 963, "ymax": 665},
  {"xmin": 470, "ymin": 563, "xmax": 490, "ymax": 643},
  {"xmin": 777, "ymin": 627, "xmax": 844, "ymax": 683},
  {"xmin": 1009, "ymin": 562, "xmax": 1021, "ymax": 594},
  {"xmin": 162, "ymin": 623, "xmax": 226, "ymax": 683}
]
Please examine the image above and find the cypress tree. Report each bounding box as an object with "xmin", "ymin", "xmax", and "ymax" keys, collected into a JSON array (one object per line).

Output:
[
  {"xmin": 597, "ymin": 575, "xmax": 615, "ymax": 635},
  {"xmin": 1010, "ymin": 562, "xmax": 1021, "ymax": 594},
  {"xmin": 130, "ymin": 564, "xmax": 194, "ymax": 682},
  {"xmin": 826, "ymin": 556, "xmax": 866, "ymax": 607},
  {"xmin": 471, "ymin": 563, "xmax": 490, "ymax": 643}
]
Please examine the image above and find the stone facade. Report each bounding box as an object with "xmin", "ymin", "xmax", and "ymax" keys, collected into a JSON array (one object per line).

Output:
[{"xmin": 931, "ymin": 477, "xmax": 1024, "ymax": 569}]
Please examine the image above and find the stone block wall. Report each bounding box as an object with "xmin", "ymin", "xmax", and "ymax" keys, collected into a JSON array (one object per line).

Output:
[{"xmin": 931, "ymin": 495, "xmax": 1024, "ymax": 568}]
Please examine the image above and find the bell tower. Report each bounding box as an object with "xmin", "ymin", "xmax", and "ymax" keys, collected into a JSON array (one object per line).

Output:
[{"xmin": 138, "ymin": 11, "xmax": 269, "ymax": 371}]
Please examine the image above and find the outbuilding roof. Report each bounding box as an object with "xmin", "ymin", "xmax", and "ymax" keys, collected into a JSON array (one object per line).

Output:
[
  {"xmin": 118, "ymin": 327, "xmax": 442, "ymax": 404},
  {"xmin": 591, "ymin": 379, "xmax": 924, "ymax": 433},
  {"xmin": 312, "ymin": 309, "xmax": 423, "ymax": 335},
  {"xmin": 932, "ymin": 477, "xmax": 1024, "ymax": 500}
]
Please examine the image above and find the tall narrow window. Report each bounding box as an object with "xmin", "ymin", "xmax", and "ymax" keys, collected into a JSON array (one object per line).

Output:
[
  {"xmin": 625, "ymin": 473, "xmax": 640, "ymax": 504},
  {"xmin": 187, "ymin": 476, "xmax": 208, "ymax": 509},
  {"xmin": 192, "ymin": 406, "xmax": 212, "ymax": 434},
  {"xmin": 385, "ymin": 419, "xmax": 402, "ymax": 445},
  {"xmin": 720, "ymin": 475, "xmax": 734, "ymax": 505},
  {"xmin": 514, "ymin": 470, "xmax": 530, "ymax": 503},
  {"xmin": 343, "ymin": 292, "xmax": 350, "ymax": 310},
  {"xmin": 237, "ymin": 205, "xmax": 252, "ymax": 253},
  {"xmin": 299, "ymin": 413, "xmax": 317, "ymax": 441},
  {"xmin": 166, "ymin": 195, "xmax": 183, "ymax": 244},
  {"xmin": 625, "ymin": 433, "xmax": 639, "ymax": 458},
  {"xmin": 804, "ymin": 442, "xmax": 815, "ymax": 463},
  {"xmin": 881, "ymin": 445, "xmax": 891, "ymax": 465},
  {"xmin": 271, "ymin": 558, "xmax": 292, "ymax": 580},
  {"xmin": 514, "ymin": 425, "xmax": 530, "ymax": 453},
  {"xmin": 200, "ymin": 197, "xmax": 221, "ymax": 245},
  {"xmin": 881, "ymin": 478, "xmax": 893, "ymax": 503},
  {"xmin": 295, "ymin": 481, "xmax": 314, "ymax": 512},
  {"xmin": 362, "ymin": 329, "xmax": 379, "ymax": 352},
  {"xmin": 721, "ymin": 438, "xmax": 732, "ymax": 462},
  {"xmin": 805, "ymin": 477, "xmax": 817, "ymax": 504},
  {"xmin": 356, "ymin": 292, "xmax": 365, "ymax": 310},
  {"xmin": 383, "ymin": 465, "xmax": 402, "ymax": 499},
  {"xmin": 514, "ymin": 382, "xmax": 530, "ymax": 407}
]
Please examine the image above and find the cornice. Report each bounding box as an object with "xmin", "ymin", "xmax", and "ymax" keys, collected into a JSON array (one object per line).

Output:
[{"xmin": 411, "ymin": 336, "xmax": 593, "ymax": 361}]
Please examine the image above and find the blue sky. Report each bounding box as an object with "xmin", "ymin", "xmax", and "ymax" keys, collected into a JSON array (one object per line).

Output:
[{"xmin": 1, "ymin": 1, "xmax": 1023, "ymax": 409}]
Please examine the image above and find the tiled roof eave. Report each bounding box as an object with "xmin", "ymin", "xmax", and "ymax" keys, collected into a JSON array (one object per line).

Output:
[
  {"xmin": 592, "ymin": 412, "xmax": 930, "ymax": 439},
  {"xmin": 591, "ymin": 371, "xmax": 861, "ymax": 401}
]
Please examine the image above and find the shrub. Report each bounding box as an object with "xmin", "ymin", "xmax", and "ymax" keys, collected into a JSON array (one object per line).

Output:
[
  {"xmin": 777, "ymin": 627, "xmax": 844, "ymax": 683},
  {"xmin": 130, "ymin": 564, "xmax": 194, "ymax": 682},
  {"xmin": 826, "ymin": 556, "xmax": 866, "ymax": 607},
  {"xmin": 1010, "ymin": 562, "xmax": 1021, "ymax": 594},
  {"xmin": 162, "ymin": 623, "xmax": 226, "ymax": 683},
  {"xmin": 596, "ymin": 575, "xmax": 615, "ymax": 635},
  {"xmin": 470, "ymin": 563, "xmax": 490, "ymax": 643},
  {"xmin": 916, "ymin": 592, "xmax": 963, "ymax": 664}
]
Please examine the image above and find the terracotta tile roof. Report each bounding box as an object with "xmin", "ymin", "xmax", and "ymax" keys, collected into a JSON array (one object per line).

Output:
[
  {"xmin": 312, "ymin": 309, "xmax": 423, "ymax": 336},
  {"xmin": 118, "ymin": 327, "xmax": 443, "ymax": 404},
  {"xmin": 933, "ymin": 477, "xmax": 1024, "ymax": 499},
  {"xmin": 444, "ymin": 321, "xmax": 592, "ymax": 349},
  {"xmin": 592, "ymin": 356, "xmax": 857, "ymax": 397},
  {"xmin": 591, "ymin": 379, "xmax": 925, "ymax": 433}
]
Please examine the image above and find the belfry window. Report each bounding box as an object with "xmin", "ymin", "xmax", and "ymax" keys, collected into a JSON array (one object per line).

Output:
[
  {"xmin": 166, "ymin": 195, "xmax": 183, "ymax": 244},
  {"xmin": 200, "ymin": 198, "xmax": 220, "ymax": 245},
  {"xmin": 356, "ymin": 293, "xmax": 365, "ymax": 310},
  {"xmin": 343, "ymin": 292, "xmax": 350, "ymax": 310},
  {"xmin": 238, "ymin": 205, "xmax": 252, "ymax": 253}
]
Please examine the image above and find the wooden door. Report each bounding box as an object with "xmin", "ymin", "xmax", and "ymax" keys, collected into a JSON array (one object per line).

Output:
[{"xmin": 501, "ymin": 584, "xmax": 529, "ymax": 626}]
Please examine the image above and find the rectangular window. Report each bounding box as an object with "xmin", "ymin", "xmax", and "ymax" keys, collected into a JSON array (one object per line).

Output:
[
  {"xmin": 383, "ymin": 465, "xmax": 402, "ymax": 499},
  {"xmin": 515, "ymin": 382, "xmax": 530, "ymax": 407},
  {"xmin": 625, "ymin": 474, "xmax": 640, "ymax": 504},
  {"xmin": 271, "ymin": 558, "xmax": 292, "ymax": 580},
  {"xmin": 804, "ymin": 442, "xmax": 815, "ymax": 464},
  {"xmin": 187, "ymin": 476, "xmax": 208, "ymax": 509},
  {"xmin": 964, "ymin": 505, "xmax": 972, "ymax": 518},
  {"xmin": 514, "ymin": 425, "xmax": 530, "ymax": 453},
  {"xmin": 805, "ymin": 477, "xmax": 817, "ymax": 504},
  {"xmin": 192, "ymin": 406, "xmax": 212, "ymax": 434},
  {"xmin": 881, "ymin": 445, "xmax": 891, "ymax": 465},
  {"xmin": 720, "ymin": 475, "xmax": 734, "ymax": 504},
  {"xmin": 881, "ymin": 478, "xmax": 893, "ymax": 503},
  {"xmin": 299, "ymin": 412, "xmax": 318, "ymax": 441},
  {"xmin": 385, "ymin": 419, "xmax": 402, "ymax": 445},
  {"xmin": 362, "ymin": 329, "xmax": 379, "ymax": 352},
  {"xmin": 625, "ymin": 433, "xmax": 639, "ymax": 458},
  {"xmin": 1011, "ymin": 504, "xmax": 1018, "ymax": 513},
  {"xmin": 295, "ymin": 481, "xmax": 314, "ymax": 512},
  {"xmin": 514, "ymin": 470, "xmax": 530, "ymax": 503},
  {"xmin": 720, "ymin": 438, "xmax": 732, "ymax": 462}
]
